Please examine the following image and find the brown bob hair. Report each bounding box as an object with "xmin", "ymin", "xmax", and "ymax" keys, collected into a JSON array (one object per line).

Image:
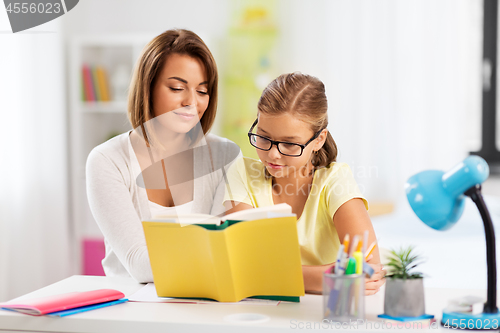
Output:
[
  {"xmin": 257, "ymin": 72, "xmax": 338, "ymax": 168},
  {"xmin": 128, "ymin": 29, "xmax": 218, "ymax": 145}
]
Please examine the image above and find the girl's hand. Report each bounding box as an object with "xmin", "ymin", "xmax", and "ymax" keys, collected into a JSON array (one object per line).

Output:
[
  {"xmin": 365, "ymin": 259, "xmax": 386, "ymax": 296},
  {"xmin": 302, "ymin": 263, "xmax": 335, "ymax": 294}
]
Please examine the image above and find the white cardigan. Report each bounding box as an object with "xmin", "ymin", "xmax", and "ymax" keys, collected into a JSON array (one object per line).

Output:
[{"xmin": 86, "ymin": 131, "xmax": 240, "ymax": 282}]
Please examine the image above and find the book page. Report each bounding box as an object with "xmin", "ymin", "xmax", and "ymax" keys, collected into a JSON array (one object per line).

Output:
[
  {"xmin": 150, "ymin": 213, "xmax": 221, "ymax": 225},
  {"xmin": 128, "ymin": 283, "xmax": 280, "ymax": 305},
  {"xmin": 221, "ymin": 203, "xmax": 293, "ymax": 222},
  {"xmin": 150, "ymin": 203, "xmax": 294, "ymax": 226}
]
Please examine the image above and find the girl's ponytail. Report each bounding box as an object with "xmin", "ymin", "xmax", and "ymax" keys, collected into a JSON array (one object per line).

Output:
[{"xmin": 313, "ymin": 131, "xmax": 337, "ymax": 168}]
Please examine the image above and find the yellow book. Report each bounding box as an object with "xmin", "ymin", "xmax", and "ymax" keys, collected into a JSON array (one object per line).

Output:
[
  {"xmin": 142, "ymin": 204, "xmax": 305, "ymax": 302},
  {"xmin": 95, "ymin": 66, "xmax": 110, "ymax": 101}
]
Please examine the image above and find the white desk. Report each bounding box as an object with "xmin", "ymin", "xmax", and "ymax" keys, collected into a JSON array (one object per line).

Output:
[{"xmin": 0, "ymin": 275, "xmax": 493, "ymax": 333}]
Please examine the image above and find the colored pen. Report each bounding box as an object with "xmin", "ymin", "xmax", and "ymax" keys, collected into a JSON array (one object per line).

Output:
[
  {"xmin": 349, "ymin": 235, "xmax": 359, "ymax": 257},
  {"xmin": 329, "ymin": 241, "xmax": 347, "ymax": 314},
  {"xmin": 343, "ymin": 259, "xmax": 356, "ymax": 317},
  {"xmin": 337, "ymin": 234, "xmax": 350, "ymax": 275},
  {"xmin": 342, "ymin": 234, "xmax": 350, "ymax": 255},
  {"xmin": 353, "ymin": 241, "xmax": 363, "ymax": 275},
  {"xmin": 327, "ymin": 287, "xmax": 340, "ymax": 314},
  {"xmin": 345, "ymin": 258, "xmax": 356, "ymax": 275},
  {"xmin": 353, "ymin": 236, "xmax": 366, "ymax": 316},
  {"xmin": 334, "ymin": 244, "xmax": 344, "ymax": 275},
  {"xmin": 352, "ymin": 274, "xmax": 362, "ymax": 316},
  {"xmin": 362, "ymin": 262, "xmax": 375, "ymax": 278},
  {"xmin": 339, "ymin": 252, "xmax": 348, "ymax": 275},
  {"xmin": 364, "ymin": 242, "xmax": 377, "ymax": 261}
]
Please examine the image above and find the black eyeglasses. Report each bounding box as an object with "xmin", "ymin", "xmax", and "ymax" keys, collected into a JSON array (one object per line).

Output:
[{"xmin": 247, "ymin": 119, "xmax": 323, "ymax": 157}]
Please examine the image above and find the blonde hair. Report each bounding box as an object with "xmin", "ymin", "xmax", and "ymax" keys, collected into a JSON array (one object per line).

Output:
[
  {"xmin": 128, "ymin": 29, "xmax": 218, "ymax": 146},
  {"xmin": 257, "ymin": 72, "xmax": 338, "ymax": 168}
]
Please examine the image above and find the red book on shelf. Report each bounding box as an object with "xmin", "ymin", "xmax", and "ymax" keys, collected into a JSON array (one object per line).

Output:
[
  {"xmin": 81, "ymin": 66, "xmax": 87, "ymax": 101},
  {"xmin": 0, "ymin": 289, "xmax": 124, "ymax": 315},
  {"xmin": 80, "ymin": 69, "xmax": 86, "ymax": 101},
  {"xmin": 82, "ymin": 64, "xmax": 96, "ymax": 101}
]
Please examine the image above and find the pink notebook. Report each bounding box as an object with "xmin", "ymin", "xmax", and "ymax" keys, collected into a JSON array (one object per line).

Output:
[{"xmin": 0, "ymin": 289, "xmax": 125, "ymax": 315}]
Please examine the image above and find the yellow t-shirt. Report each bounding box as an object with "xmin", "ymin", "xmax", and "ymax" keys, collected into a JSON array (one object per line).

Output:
[{"xmin": 223, "ymin": 157, "xmax": 368, "ymax": 265}]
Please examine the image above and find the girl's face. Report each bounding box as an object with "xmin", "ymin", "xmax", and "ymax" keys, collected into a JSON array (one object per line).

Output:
[
  {"xmin": 254, "ymin": 112, "xmax": 327, "ymax": 179},
  {"xmin": 151, "ymin": 53, "xmax": 209, "ymax": 134}
]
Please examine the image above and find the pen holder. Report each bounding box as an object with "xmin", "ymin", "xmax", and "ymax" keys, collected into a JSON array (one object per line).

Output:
[{"xmin": 323, "ymin": 273, "xmax": 365, "ymax": 323}]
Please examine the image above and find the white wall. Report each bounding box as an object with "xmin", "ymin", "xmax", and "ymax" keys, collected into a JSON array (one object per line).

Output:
[
  {"xmin": 278, "ymin": 0, "xmax": 483, "ymax": 204},
  {"xmin": 0, "ymin": 18, "xmax": 70, "ymax": 300},
  {"xmin": 60, "ymin": 0, "xmax": 229, "ymax": 63}
]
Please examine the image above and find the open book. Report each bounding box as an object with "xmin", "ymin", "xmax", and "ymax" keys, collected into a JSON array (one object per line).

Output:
[
  {"xmin": 142, "ymin": 203, "xmax": 305, "ymax": 302},
  {"xmin": 150, "ymin": 203, "xmax": 294, "ymax": 226}
]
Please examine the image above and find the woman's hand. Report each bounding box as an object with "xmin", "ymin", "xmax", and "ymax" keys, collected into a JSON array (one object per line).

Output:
[{"xmin": 365, "ymin": 257, "xmax": 386, "ymax": 296}]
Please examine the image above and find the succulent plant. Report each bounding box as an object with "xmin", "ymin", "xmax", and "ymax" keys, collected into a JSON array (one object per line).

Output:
[{"xmin": 386, "ymin": 245, "xmax": 424, "ymax": 279}]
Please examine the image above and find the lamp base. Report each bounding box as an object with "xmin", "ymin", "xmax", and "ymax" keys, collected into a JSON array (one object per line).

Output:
[{"xmin": 442, "ymin": 309, "xmax": 500, "ymax": 330}]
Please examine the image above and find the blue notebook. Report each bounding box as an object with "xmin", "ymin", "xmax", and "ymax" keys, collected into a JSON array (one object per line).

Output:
[
  {"xmin": 47, "ymin": 298, "xmax": 128, "ymax": 317},
  {"xmin": 377, "ymin": 313, "xmax": 435, "ymax": 322}
]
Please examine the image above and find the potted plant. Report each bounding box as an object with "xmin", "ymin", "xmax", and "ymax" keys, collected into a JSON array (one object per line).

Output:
[{"xmin": 384, "ymin": 246, "xmax": 425, "ymax": 318}]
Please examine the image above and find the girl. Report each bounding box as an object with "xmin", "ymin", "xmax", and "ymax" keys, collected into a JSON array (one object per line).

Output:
[
  {"xmin": 223, "ymin": 72, "xmax": 385, "ymax": 295},
  {"xmin": 86, "ymin": 29, "xmax": 239, "ymax": 283}
]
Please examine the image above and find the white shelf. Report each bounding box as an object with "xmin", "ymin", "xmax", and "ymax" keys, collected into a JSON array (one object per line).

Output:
[{"xmin": 80, "ymin": 101, "xmax": 128, "ymax": 113}]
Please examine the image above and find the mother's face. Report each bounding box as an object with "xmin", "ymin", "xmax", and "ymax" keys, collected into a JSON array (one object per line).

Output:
[{"xmin": 151, "ymin": 53, "xmax": 210, "ymax": 134}]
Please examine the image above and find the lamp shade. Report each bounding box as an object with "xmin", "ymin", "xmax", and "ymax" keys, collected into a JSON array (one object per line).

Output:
[{"xmin": 405, "ymin": 156, "xmax": 489, "ymax": 231}]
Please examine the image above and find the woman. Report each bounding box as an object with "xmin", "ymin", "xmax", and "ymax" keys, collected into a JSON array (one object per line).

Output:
[{"xmin": 86, "ymin": 29, "xmax": 239, "ymax": 283}]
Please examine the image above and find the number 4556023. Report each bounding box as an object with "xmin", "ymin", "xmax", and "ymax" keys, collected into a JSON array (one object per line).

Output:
[
  {"xmin": 5, "ymin": 2, "xmax": 61, "ymax": 14},
  {"xmin": 444, "ymin": 318, "xmax": 498, "ymax": 329}
]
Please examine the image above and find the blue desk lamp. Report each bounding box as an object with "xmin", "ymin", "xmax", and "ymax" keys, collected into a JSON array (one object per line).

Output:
[{"xmin": 405, "ymin": 155, "xmax": 499, "ymax": 329}]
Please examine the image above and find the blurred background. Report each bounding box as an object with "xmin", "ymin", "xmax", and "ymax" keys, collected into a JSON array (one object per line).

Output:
[{"xmin": 1, "ymin": 0, "xmax": 500, "ymax": 301}]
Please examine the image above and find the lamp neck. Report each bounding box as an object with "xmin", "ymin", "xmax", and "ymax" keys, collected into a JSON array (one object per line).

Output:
[
  {"xmin": 464, "ymin": 185, "xmax": 498, "ymax": 314},
  {"xmin": 442, "ymin": 165, "xmax": 478, "ymax": 198},
  {"xmin": 442, "ymin": 156, "xmax": 489, "ymax": 197}
]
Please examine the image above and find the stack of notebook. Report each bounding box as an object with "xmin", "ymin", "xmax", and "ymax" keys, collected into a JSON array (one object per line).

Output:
[{"xmin": 0, "ymin": 289, "xmax": 127, "ymax": 317}]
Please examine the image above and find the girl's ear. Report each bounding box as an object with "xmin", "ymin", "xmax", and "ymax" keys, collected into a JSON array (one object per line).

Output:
[{"xmin": 313, "ymin": 129, "xmax": 328, "ymax": 152}]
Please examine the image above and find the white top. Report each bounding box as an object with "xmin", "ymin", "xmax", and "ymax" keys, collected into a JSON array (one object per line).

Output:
[
  {"xmin": 86, "ymin": 131, "xmax": 240, "ymax": 282},
  {"xmin": 126, "ymin": 135, "xmax": 195, "ymax": 218},
  {"xmin": 148, "ymin": 200, "xmax": 194, "ymax": 218}
]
